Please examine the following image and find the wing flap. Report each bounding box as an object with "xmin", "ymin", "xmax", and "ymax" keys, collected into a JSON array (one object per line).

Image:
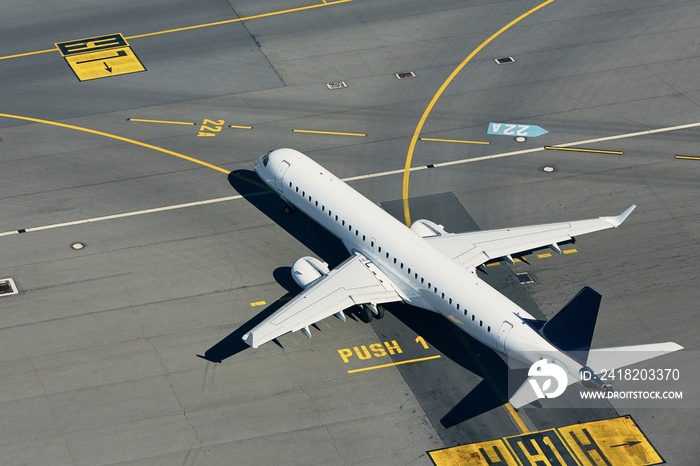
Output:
[
  {"xmin": 243, "ymin": 253, "xmax": 401, "ymax": 348},
  {"xmin": 426, "ymin": 206, "xmax": 636, "ymax": 268}
]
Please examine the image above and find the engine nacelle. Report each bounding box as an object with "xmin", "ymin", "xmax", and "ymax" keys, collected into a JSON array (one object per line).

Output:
[
  {"xmin": 409, "ymin": 219, "xmax": 449, "ymax": 238},
  {"xmin": 291, "ymin": 256, "xmax": 330, "ymax": 289}
]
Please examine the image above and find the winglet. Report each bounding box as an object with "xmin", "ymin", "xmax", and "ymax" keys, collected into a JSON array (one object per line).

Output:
[
  {"xmin": 242, "ymin": 332, "xmax": 256, "ymax": 348},
  {"xmin": 603, "ymin": 205, "xmax": 636, "ymax": 227}
]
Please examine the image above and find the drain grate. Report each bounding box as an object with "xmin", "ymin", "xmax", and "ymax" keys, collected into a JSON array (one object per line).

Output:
[
  {"xmin": 0, "ymin": 278, "xmax": 18, "ymax": 296},
  {"xmin": 395, "ymin": 71, "xmax": 416, "ymax": 79},
  {"xmin": 494, "ymin": 56, "xmax": 515, "ymax": 64},
  {"xmin": 326, "ymin": 81, "xmax": 348, "ymax": 90},
  {"xmin": 516, "ymin": 272, "xmax": 534, "ymax": 285}
]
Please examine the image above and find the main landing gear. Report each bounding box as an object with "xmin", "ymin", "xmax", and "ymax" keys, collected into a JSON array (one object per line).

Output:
[{"xmin": 358, "ymin": 304, "xmax": 385, "ymax": 323}]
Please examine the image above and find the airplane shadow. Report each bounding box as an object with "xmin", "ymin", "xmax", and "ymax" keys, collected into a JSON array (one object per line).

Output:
[
  {"xmin": 199, "ymin": 170, "xmax": 349, "ymax": 363},
  {"xmin": 383, "ymin": 303, "xmax": 529, "ymax": 427},
  {"xmin": 227, "ymin": 170, "xmax": 348, "ymax": 267}
]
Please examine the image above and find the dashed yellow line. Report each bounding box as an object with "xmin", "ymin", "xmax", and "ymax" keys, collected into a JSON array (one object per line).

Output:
[
  {"xmin": 545, "ymin": 145, "xmax": 623, "ymax": 155},
  {"xmin": 563, "ymin": 248, "xmax": 578, "ymax": 255},
  {"xmin": 293, "ymin": 129, "xmax": 366, "ymax": 137},
  {"xmin": 0, "ymin": 112, "xmax": 230, "ymax": 174},
  {"xmin": 402, "ymin": 0, "xmax": 558, "ymax": 226},
  {"xmin": 675, "ymin": 155, "xmax": 700, "ymax": 161},
  {"xmin": 250, "ymin": 301, "xmax": 267, "ymax": 307},
  {"xmin": 419, "ymin": 137, "xmax": 490, "ymax": 145},
  {"xmin": 230, "ymin": 125, "xmax": 254, "ymax": 130},
  {"xmin": 128, "ymin": 118, "xmax": 196, "ymax": 126}
]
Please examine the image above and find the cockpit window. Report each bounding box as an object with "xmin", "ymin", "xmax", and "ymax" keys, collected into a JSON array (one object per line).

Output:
[{"xmin": 262, "ymin": 153, "xmax": 270, "ymax": 167}]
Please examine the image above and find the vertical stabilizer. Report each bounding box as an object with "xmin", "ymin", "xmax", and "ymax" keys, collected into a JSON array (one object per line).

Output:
[{"xmin": 539, "ymin": 286, "xmax": 601, "ymax": 365}]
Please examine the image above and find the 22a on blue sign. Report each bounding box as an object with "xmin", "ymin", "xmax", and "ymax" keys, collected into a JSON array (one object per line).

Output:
[{"xmin": 488, "ymin": 123, "xmax": 548, "ymax": 137}]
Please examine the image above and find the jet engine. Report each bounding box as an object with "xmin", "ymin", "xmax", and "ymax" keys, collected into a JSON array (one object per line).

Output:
[
  {"xmin": 291, "ymin": 256, "xmax": 330, "ymax": 289},
  {"xmin": 409, "ymin": 219, "xmax": 449, "ymax": 238}
]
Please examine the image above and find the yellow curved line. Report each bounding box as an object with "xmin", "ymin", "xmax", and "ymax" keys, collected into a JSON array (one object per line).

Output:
[
  {"xmin": 0, "ymin": 112, "xmax": 231, "ymax": 174},
  {"xmin": 402, "ymin": 0, "xmax": 557, "ymax": 226}
]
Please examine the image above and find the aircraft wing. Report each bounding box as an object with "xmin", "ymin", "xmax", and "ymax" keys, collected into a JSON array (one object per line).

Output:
[
  {"xmin": 242, "ymin": 253, "xmax": 401, "ymax": 348},
  {"xmin": 426, "ymin": 205, "xmax": 636, "ymax": 268}
]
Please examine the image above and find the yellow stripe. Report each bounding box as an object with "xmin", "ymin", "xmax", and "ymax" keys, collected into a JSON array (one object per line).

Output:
[
  {"xmin": 126, "ymin": 1, "xmax": 352, "ymax": 40},
  {"xmin": 128, "ymin": 118, "xmax": 196, "ymax": 126},
  {"xmin": 402, "ymin": 0, "xmax": 557, "ymax": 226},
  {"xmin": 505, "ymin": 402, "xmax": 529, "ymax": 433},
  {"xmin": 0, "ymin": 1, "xmax": 351, "ymax": 61},
  {"xmin": 537, "ymin": 252, "xmax": 552, "ymax": 259},
  {"xmin": 0, "ymin": 48, "xmax": 57, "ymax": 61},
  {"xmin": 563, "ymin": 248, "xmax": 578, "ymax": 254},
  {"xmin": 250, "ymin": 301, "xmax": 267, "ymax": 307},
  {"xmin": 675, "ymin": 155, "xmax": 700, "ymax": 161},
  {"xmin": 419, "ymin": 137, "xmax": 490, "ymax": 145},
  {"xmin": 230, "ymin": 125, "xmax": 253, "ymax": 130},
  {"xmin": 0, "ymin": 112, "xmax": 230, "ymax": 174},
  {"xmin": 347, "ymin": 355, "xmax": 441, "ymax": 374},
  {"xmin": 545, "ymin": 146, "xmax": 623, "ymax": 155},
  {"xmin": 293, "ymin": 129, "xmax": 366, "ymax": 137}
]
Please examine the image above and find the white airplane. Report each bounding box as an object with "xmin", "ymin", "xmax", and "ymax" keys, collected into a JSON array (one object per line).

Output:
[{"xmin": 242, "ymin": 148, "xmax": 682, "ymax": 408}]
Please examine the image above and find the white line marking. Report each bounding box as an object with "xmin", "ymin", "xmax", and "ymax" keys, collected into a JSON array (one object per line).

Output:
[{"xmin": 3, "ymin": 122, "xmax": 699, "ymax": 237}]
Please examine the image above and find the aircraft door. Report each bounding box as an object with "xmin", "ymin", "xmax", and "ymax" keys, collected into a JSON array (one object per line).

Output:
[
  {"xmin": 496, "ymin": 321, "xmax": 513, "ymax": 354},
  {"xmin": 274, "ymin": 160, "xmax": 290, "ymax": 192}
]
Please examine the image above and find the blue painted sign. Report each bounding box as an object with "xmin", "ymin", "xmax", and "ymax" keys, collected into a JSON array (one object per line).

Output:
[{"xmin": 488, "ymin": 122, "xmax": 548, "ymax": 138}]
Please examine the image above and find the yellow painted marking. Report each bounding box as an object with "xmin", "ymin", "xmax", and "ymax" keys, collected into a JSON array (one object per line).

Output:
[
  {"xmin": 545, "ymin": 145, "xmax": 624, "ymax": 155},
  {"xmin": 229, "ymin": 125, "xmax": 253, "ymax": 130},
  {"xmin": 64, "ymin": 47, "xmax": 145, "ymax": 81},
  {"xmin": 420, "ymin": 137, "xmax": 490, "ymax": 145},
  {"xmin": 675, "ymin": 155, "xmax": 700, "ymax": 161},
  {"xmin": 128, "ymin": 1, "xmax": 352, "ymax": 40},
  {"xmin": 430, "ymin": 416, "xmax": 663, "ymax": 466},
  {"xmin": 505, "ymin": 402, "xmax": 529, "ymax": 434},
  {"xmin": 486, "ymin": 262, "xmax": 501, "ymax": 267},
  {"xmin": 347, "ymin": 354, "xmax": 441, "ymax": 374},
  {"xmin": 563, "ymin": 248, "xmax": 578, "ymax": 255},
  {"xmin": 250, "ymin": 301, "xmax": 267, "ymax": 307},
  {"xmin": 0, "ymin": 1, "xmax": 351, "ymax": 61},
  {"xmin": 56, "ymin": 33, "xmax": 145, "ymax": 81},
  {"xmin": 128, "ymin": 118, "xmax": 196, "ymax": 126},
  {"xmin": 293, "ymin": 129, "xmax": 366, "ymax": 137},
  {"xmin": 448, "ymin": 315, "xmax": 463, "ymax": 325},
  {"xmin": 402, "ymin": 0, "xmax": 557, "ymax": 226},
  {"xmin": 0, "ymin": 113, "xmax": 230, "ymax": 174},
  {"xmin": 537, "ymin": 252, "xmax": 553, "ymax": 259}
]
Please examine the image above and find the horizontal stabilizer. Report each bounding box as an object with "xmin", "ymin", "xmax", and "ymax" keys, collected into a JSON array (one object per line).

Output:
[{"xmin": 587, "ymin": 342, "xmax": 683, "ymax": 372}]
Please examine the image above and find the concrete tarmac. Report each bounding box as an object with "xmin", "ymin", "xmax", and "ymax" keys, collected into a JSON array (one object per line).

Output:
[{"xmin": 1, "ymin": 0, "xmax": 698, "ymax": 464}]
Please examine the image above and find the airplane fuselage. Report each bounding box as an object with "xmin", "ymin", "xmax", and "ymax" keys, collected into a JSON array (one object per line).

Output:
[{"xmin": 254, "ymin": 149, "xmax": 567, "ymax": 371}]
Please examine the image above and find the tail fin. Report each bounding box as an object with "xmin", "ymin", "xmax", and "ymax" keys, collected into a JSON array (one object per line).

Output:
[{"xmin": 537, "ymin": 286, "xmax": 602, "ymax": 365}]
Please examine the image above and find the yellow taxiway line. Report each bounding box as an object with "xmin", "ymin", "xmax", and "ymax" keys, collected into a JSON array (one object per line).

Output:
[
  {"xmin": 127, "ymin": 118, "xmax": 196, "ymax": 126},
  {"xmin": 293, "ymin": 129, "xmax": 366, "ymax": 137},
  {"xmin": 419, "ymin": 137, "xmax": 490, "ymax": 145},
  {"xmin": 347, "ymin": 355, "xmax": 441, "ymax": 374},
  {"xmin": 402, "ymin": 0, "xmax": 558, "ymax": 227},
  {"xmin": 675, "ymin": 155, "xmax": 700, "ymax": 161},
  {"xmin": 545, "ymin": 145, "xmax": 624, "ymax": 155},
  {"xmin": 0, "ymin": 1, "xmax": 352, "ymax": 62},
  {"xmin": 0, "ymin": 112, "xmax": 230, "ymax": 174}
]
